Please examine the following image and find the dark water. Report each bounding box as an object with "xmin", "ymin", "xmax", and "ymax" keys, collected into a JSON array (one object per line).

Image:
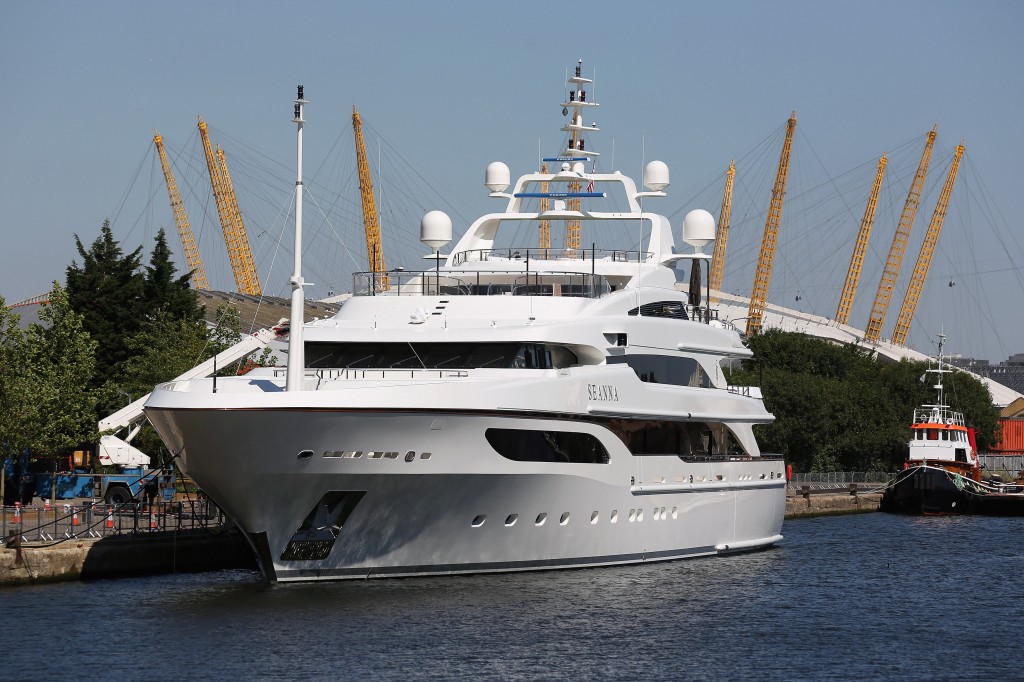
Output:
[{"xmin": 4, "ymin": 514, "xmax": 1022, "ymax": 681}]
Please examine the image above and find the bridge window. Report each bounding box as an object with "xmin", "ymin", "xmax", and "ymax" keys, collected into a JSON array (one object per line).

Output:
[
  {"xmin": 306, "ymin": 342, "xmax": 578, "ymax": 370},
  {"xmin": 607, "ymin": 354, "xmax": 710, "ymax": 388},
  {"xmin": 627, "ymin": 301, "xmax": 688, "ymax": 319}
]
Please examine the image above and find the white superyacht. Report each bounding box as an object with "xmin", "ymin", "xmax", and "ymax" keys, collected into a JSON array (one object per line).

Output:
[{"xmin": 145, "ymin": 64, "xmax": 785, "ymax": 582}]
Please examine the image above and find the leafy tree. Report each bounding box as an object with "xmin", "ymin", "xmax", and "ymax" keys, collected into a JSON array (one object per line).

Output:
[
  {"xmin": 730, "ymin": 330, "xmax": 1000, "ymax": 472},
  {"xmin": 1, "ymin": 283, "xmax": 97, "ymax": 460},
  {"xmin": 144, "ymin": 228, "xmax": 203, "ymax": 323},
  {"xmin": 65, "ymin": 220, "xmax": 145, "ymax": 376}
]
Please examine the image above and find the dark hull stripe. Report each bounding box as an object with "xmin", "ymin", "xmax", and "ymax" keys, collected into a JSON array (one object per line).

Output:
[{"xmin": 269, "ymin": 543, "xmax": 779, "ymax": 582}]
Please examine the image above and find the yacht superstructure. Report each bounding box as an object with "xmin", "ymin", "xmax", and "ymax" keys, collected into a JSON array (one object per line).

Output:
[{"xmin": 145, "ymin": 63, "xmax": 786, "ymax": 582}]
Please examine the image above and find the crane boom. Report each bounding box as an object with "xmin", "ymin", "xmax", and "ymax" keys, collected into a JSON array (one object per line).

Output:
[
  {"xmin": 709, "ymin": 161, "xmax": 735, "ymax": 304},
  {"xmin": 198, "ymin": 117, "xmax": 262, "ymax": 296},
  {"xmin": 864, "ymin": 127, "xmax": 937, "ymax": 343},
  {"xmin": 352, "ymin": 106, "xmax": 389, "ymax": 291},
  {"xmin": 216, "ymin": 147, "xmax": 262, "ymax": 295},
  {"xmin": 153, "ymin": 132, "xmax": 208, "ymax": 290},
  {"xmin": 891, "ymin": 141, "xmax": 964, "ymax": 346},
  {"xmin": 538, "ymin": 163, "xmax": 551, "ymax": 254},
  {"xmin": 746, "ymin": 114, "xmax": 797, "ymax": 337},
  {"xmin": 834, "ymin": 154, "xmax": 887, "ymax": 325}
]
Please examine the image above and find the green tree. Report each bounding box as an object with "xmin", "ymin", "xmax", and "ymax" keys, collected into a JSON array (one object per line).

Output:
[
  {"xmin": 144, "ymin": 228, "xmax": 203, "ymax": 323},
  {"xmin": 65, "ymin": 220, "xmax": 145, "ymax": 376},
  {"xmin": 731, "ymin": 330, "xmax": 999, "ymax": 472},
  {"xmin": 1, "ymin": 283, "xmax": 97, "ymax": 460}
]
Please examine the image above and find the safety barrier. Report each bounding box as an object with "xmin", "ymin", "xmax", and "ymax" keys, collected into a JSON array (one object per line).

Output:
[
  {"xmin": 789, "ymin": 471, "xmax": 892, "ymax": 485},
  {"xmin": 0, "ymin": 498, "xmax": 226, "ymax": 546}
]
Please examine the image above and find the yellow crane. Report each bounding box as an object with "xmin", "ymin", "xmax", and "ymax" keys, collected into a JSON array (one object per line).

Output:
[
  {"xmin": 864, "ymin": 127, "xmax": 937, "ymax": 343},
  {"xmin": 538, "ymin": 163, "xmax": 551, "ymax": 255},
  {"xmin": 834, "ymin": 154, "xmax": 887, "ymax": 325},
  {"xmin": 197, "ymin": 116, "xmax": 262, "ymax": 296},
  {"xmin": 891, "ymin": 141, "xmax": 965, "ymax": 346},
  {"xmin": 709, "ymin": 161, "xmax": 735, "ymax": 304},
  {"xmin": 352, "ymin": 106, "xmax": 389, "ymax": 291},
  {"xmin": 746, "ymin": 113, "xmax": 797, "ymax": 337},
  {"xmin": 153, "ymin": 132, "xmax": 208, "ymax": 290}
]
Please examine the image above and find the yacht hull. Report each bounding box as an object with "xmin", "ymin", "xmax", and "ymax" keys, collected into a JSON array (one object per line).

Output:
[{"xmin": 148, "ymin": 406, "xmax": 786, "ymax": 581}]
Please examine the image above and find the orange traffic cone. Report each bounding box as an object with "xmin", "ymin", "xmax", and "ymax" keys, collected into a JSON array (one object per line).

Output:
[
  {"xmin": 105, "ymin": 505, "xmax": 114, "ymax": 530},
  {"xmin": 13, "ymin": 502, "xmax": 21, "ymax": 524},
  {"xmin": 44, "ymin": 497, "xmax": 51, "ymax": 511},
  {"xmin": 149, "ymin": 510, "xmax": 157, "ymax": 530},
  {"xmin": 72, "ymin": 508, "xmax": 79, "ymax": 527}
]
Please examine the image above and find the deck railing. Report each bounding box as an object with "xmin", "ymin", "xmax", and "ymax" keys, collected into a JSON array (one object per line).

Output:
[{"xmin": 353, "ymin": 270, "xmax": 612, "ymax": 298}]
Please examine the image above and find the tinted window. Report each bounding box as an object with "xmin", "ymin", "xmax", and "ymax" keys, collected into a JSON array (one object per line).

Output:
[
  {"xmin": 608, "ymin": 354, "xmax": 710, "ymax": 387},
  {"xmin": 486, "ymin": 428, "xmax": 610, "ymax": 464},
  {"xmin": 306, "ymin": 342, "xmax": 578, "ymax": 370}
]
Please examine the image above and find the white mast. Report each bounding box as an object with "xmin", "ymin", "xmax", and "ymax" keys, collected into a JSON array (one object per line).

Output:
[{"xmin": 286, "ymin": 85, "xmax": 308, "ymax": 391}]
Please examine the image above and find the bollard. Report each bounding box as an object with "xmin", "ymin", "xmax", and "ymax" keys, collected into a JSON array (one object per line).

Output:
[
  {"xmin": 149, "ymin": 510, "xmax": 157, "ymax": 531},
  {"xmin": 13, "ymin": 502, "xmax": 21, "ymax": 524},
  {"xmin": 105, "ymin": 505, "xmax": 114, "ymax": 530}
]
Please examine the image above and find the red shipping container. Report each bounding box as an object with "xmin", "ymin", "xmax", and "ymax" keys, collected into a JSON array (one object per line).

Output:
[{"xmin": 993, "ymin": 418, "xmax": 1024, "ymax": 452}]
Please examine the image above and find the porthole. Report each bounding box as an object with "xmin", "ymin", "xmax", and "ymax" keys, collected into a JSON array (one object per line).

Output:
[
  {"xmin": 505, "ymin": 514, "xmax": 518, "ymax": 527},
  {"xmin": 628, "ymin": 509, "xmax": 636, "ymax": 522},
  {"xmin": 405, "ymin": 451, "xmax": 416, "ymax": 462},
  {"xmin": 369, "ymin": 452, "xmax": 383, "ymax": 459},
  {"xmin": 322, "ymin": 451, "xmax": 339, "ymax": 458},
  {"xmin": 653, "ymin": 507, "xmax": 660, "ymax": 521},
  {"xmin": 384, "ymin": 451, "xmax": 399, "ymax": 459},
  {"xmin": 637, "ymin": 509, "xmax": 644, "ymax": 522},
  {"xmin": 611, "ymin": 510, "xmax": 619, "ymax": 523},
  {"xmin": 535, "ymin": 513, "xmax": 547, "ymax": 526},
  {"xmin": 559, "ymin": 512, "xmax": 570, "ymax": 526},
  {"xmin": 671, "ymin": 507, "xmax": 678, "ymax": 520},
  {"xmin": 420, "ymin": 452, "xmax": 432, "ymax": 460},
  {"xmin": 590, "ymin": 511, "xmax": 599, "ymax": 525},
  {"xmin": 297, "ymin": 450, "xmax": 313, "ymax": 460},
  {"xmin": 471, "ymin": 515, "xmax": 486, "ymax": 527}
]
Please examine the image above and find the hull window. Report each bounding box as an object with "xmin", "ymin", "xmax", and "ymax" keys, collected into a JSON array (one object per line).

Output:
[
  {"xmin": 603, "ymin": 419, "xmax": 740, "ymax": 458},
  {"xmin": 280, "ymin": 491, "xmax": 365, "ymax": 562},
  {"xmin": 485, "ymin": 428, "xmax": 610, "ymax": 464}
]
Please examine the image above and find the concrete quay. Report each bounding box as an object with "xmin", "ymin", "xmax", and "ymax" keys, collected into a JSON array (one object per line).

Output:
[
  {"xmin": 1, "ymin": 527, "xmax": 256, "ymax": 587},
  {"xmin": 785, "ymin": 485, "xmax": 883, "ymax": 519}
]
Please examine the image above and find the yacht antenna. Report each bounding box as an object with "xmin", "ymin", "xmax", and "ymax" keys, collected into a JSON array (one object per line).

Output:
[{"xmin": 286, "ymin": 84, "xmax": 308, "ymax": 392}]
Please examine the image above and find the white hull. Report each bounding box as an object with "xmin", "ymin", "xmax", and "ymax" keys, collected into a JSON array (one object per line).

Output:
[{"xmin": 148, "ymin": 407, "xmax": 785, "ymax": 581}]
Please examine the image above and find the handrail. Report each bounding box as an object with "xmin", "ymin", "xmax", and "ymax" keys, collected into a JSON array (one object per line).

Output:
[
  {"xmin": 451, "ymin": 247, "xmax": 645, "ymax": 266},
  {"xmin": 352, "ymin": 270, "xmax": 612, "ymax": 298}
]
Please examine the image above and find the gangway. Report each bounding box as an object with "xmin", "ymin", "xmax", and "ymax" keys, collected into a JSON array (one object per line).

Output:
[{"xmin": 97, "ymin": 323, "xmax": 286, "ymax": 464}]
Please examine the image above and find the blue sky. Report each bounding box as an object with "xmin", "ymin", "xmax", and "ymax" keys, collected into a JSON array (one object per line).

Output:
[{"xmin": 2, "ymin": 1, "xmax": 1023, "ymax": 361}]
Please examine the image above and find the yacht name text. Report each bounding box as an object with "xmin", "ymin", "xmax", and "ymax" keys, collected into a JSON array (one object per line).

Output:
[{"xmin": 587, "ymin": 384, "xmax": 620, "ymax": 401}]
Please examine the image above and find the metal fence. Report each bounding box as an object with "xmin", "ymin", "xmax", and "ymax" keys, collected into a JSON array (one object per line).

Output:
[
  {"xmin": 1, "ymin": 498, "xmax": 226, "ymax": 546},
  {"xmin": 788, "ymin": 471, "xmax": 893, "ymax": 485},
  {"xmin": 980, "ymin": 454, "xmax": 1023, "ymax": 478}
]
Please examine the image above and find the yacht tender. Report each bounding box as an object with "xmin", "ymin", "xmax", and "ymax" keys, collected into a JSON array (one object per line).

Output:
[{"xmin": 145, "ymin": 63, "xmax": 786, "ymax": 582}]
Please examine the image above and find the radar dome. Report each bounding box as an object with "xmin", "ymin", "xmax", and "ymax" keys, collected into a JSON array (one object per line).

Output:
[
  {"xmin": 485, "ymin": 162, "xmax": 510, "ymax": 192},
  {"xmin": 682, "ymin": 209, "xmax": 715, "ymax": 253},
  {"xmin": 420, "ymin": 210, "xmax": 452, "ymax": 251},
  {"xmin": 644, "ymin": 160, "xmax": 670, "ymax": 191}
]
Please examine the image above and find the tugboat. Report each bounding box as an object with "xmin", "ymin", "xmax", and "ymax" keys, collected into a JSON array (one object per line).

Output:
[{"xmin": 880, "ymin": 334, "xmax": 1024, "ymax": 515}]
